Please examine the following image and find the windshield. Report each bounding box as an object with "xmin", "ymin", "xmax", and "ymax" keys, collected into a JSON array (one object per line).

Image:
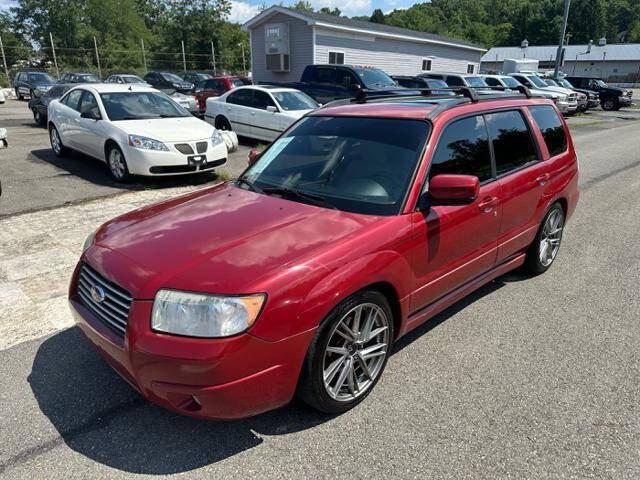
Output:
[
  {"xmin": 559, "ymin": 79, "xmax": 574, "ymax": 89},
  {"xmin": 501, "ymin": 77, "xmax": 521, "ymax": 88},
  {"xmin": 231, "ymin": 78, "xmax": 249, "ymax": 87},
  {"xmin": 528, "ymin": 76, "xmax": 548, "ymax": 88},
  {"xmin": 161, "ymin": 72, "xmax": 184, "ymax": 83},
  {"xmin": 465, "ymin": 76, "xmax": 488, "ymax": 87},
  {"xmin": 45, "ymin": 85, "xmax": 69, "ymax": 98},
  {"xmin": 27, "ymin": 73, "xmax": 55, "ymax": 83},
  {"xmin": 79, "ymin": 74, "xmax": 101, "ymax": 83},
  {"xmin": 545, "ymin": 79, "xmax": 560, "ymax": 87},
  {"xmin": 240, "ymin": 116, "xmax": 429, "ymax": 215},
  {"xmin": 123, "ymin": 75, "xmax": 145, "ymax": 84},
  {"xmin": 426, "ymin": 79, "xmax": 448, "ymax": 88},
  {"xmin": 595, "ymin": 79, "xmax": 607, "ymax": 88},
  {"xmin": 100, "ymin": 91, "xmax": 189, "ymax": 121},
  {"xmin": 272, "ymin": 91, "xmax": 319, "ymax": 111},
  {"xmin": 354, "ymin": 68, "xmax": 396, "ymax": 88}
]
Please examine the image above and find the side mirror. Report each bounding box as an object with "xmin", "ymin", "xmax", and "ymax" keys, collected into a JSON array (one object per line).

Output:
[
  {"xmin": 266, "ymin": 105, "xmax": 277, "ymax": 113},
  {"xmin": 81, "ymin": 109, "xmax": 101, "ymax": 120},
  {"xmin": 426, "ymin": 174, "xmax": 479, "ymax": 206},
  {"xmin": 247, "ymin": 148, "xmax": 260, "ymax": 166}
]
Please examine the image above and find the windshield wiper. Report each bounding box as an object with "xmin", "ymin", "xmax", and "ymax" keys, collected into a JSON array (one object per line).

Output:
[
  {"xmin": 116, "ymin": 116, "xmax": 160, "ymax": 120},
  {"xmin": 235, "ymin": 177, "xmax": 264, "ymax": 194},
  {"xmin": 262, "ymin": 186, "xmax": 337, "ymax": 210}
]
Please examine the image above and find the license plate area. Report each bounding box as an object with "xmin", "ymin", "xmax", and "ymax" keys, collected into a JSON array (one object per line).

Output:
[{"xmin": 188, "ymin": 155, "xmax": 207, "ymax": 165}]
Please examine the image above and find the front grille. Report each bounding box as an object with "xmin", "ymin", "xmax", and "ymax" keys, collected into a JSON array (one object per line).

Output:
[
  {"xmin": 77, "ymin": 263, "xmax": 132, "ymax": 337},
  {"xmin": 568, "ymin": 93, "xmax": 577, "ymax": 101},
  {"xmin": 149, "ymin": 157, "xmax": 226, "ymax": 174},
  {"xmin": 196, "ymin": 141, "xmax": 208, "ymax": 153},
  {"xmin": 175, "ymin": 143, "xmax": 194, "ymax": 155}
]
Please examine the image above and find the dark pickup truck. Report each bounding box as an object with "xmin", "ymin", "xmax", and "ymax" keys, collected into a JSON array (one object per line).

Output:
[
  {"xmin": 564, "ymin": 76, "xmax": 633, "ymax": 111},
  {"xmin": 262, "ymin": 64, "xmax": 412, "ymax": 104}
]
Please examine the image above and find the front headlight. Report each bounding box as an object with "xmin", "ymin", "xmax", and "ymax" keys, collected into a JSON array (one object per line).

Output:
[
  {"xmin": 128, "ymin": 135, "xmax": 169, "ymax": 151},
  {"xmin": 211, "ymin": 129, "xmax": 224, "ymax": 147},
  {"xmin": 557, "ymin": 94, "xmax": 567, "ymax": 102},
  {"xmin": 151, "ymin": 289, "xmax": 266, "ymax": 337},
  {"xmin": 82, "ymin": 230, "xmax": 96, "ymax": 253}
]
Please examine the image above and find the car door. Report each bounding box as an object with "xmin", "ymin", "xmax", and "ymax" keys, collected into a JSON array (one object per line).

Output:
[
  {"xmin": 224, "ymin": 89, "xmax": 253, "ymax": 136},
  {"xmin": 57, "ymin": 89, "xmax": 84, "ymax": 148},
  {"xmin": 75, "ymin": 90, "xmax": 105, "ymax": 159},
  {"xmin": 410, "ymin": 114, "xmax": 502, "ymax": 311},
  {"xmin": 16, "ymin": 73, "xmax": 27, "ymax": 95},
  {"xmin": 250, "ymin": 90, "xmax": 281, "ymax": 141},
  {"xmin": 309, "ymin": 67, "xmax": 337, "ymax": 103},
  {"xmin": 334, "ymin": 68, "xmax": 359, "ymax": 99}
]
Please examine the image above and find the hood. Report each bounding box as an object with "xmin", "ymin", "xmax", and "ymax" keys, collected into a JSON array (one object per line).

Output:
[
  {"xmin": 93, "ymin": 183, "xmax": 382, "ymax": 297},
  {"xmin": 283, "ymin": 109, "xmax": 314, "ymax": 119},
  {"xmin": 112, "ymin": 116, "xmax": 213, "ymax": 142},
  {"xmin": 543, "ymin": 86, "xmax": 575, "ymax": 96}
]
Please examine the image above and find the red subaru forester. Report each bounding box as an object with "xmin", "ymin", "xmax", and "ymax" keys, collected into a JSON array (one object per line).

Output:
[{"xmin": 69, "ymin": 90, "xmax": 579, "ymax": 419}]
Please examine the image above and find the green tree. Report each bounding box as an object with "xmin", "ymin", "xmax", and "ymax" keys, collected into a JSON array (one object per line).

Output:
[
  {"xmin": 318, "ymin": 7, "xmax": 341, "ymax": 16},
  {"xmin": 292, "ymin": 1, "xmax": 313, "ymax": 12},
  {"xmin": 370, "ymin": 9, "xmax": 385, "ymax": 24}
]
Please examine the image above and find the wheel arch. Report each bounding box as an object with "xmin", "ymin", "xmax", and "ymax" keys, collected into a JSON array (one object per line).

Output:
[
  {"xmin": 361, "ymin": 281, "xmax": 402, "ymax": 341},
  {"xmin": 103, "ymin": 138, "xmax": 120, "ymax": 162}
]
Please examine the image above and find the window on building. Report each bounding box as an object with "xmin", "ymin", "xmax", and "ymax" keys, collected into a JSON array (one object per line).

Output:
[
  {"xmin": 329, "ymin": 51, "xmax": 345, "ymax": 64},
  {"xmin": 485, "ymin": 110, "xmax": 538, "ymax": 175},
  {"xmin": 422, "ymin": 59, "xmax": 432, "ymax": 71},
  {"xmin": 266, "ymin": 26, "xmax": 280, "ymax": 38},
  {"xmin": 467, "ymin": 64, "xmax": 475, "ymax": 74},
  {"xmin": 528, "ymin": 105, "xmax": 567, "ymax": 157}
]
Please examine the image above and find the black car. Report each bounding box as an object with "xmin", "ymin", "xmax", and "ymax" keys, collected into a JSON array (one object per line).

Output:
[
  {"xmin": 554, "ymin": 78, "xmax": 599, "ymax": 109},
  {"xmin": 27, "ymin": 83, "xmax": 74, "ymax": 126},
  {"xmin": 181, "ymin": 71, "xmax": 212, "ymax": 85},
  {"xmin": 391, "ymin": 76, "xmax": 457, "ymax": 95},
  {"xmin": 13, "ymin": 71, "xmax": 57, "ymax": 99},
  {"xmin": 59, "ymin": 72, "xmax": 102, "ymax": 84},
  {"xmin": 564, "ymin": 76, "xmax": 633, "ymax": 111},
  {"xmin": 143, "ymin": 71, "xmax": 194, "ymax": 93}
]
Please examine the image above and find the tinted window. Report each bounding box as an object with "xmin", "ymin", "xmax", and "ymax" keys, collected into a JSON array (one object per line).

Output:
[
  {"xmin": 336, "ymin": 69, "xmax": 357, "ymax": 88},
  {"xmin": 63, "ymin": 90, "xmax": 83, "ymax": 111},
  {"xmin": 312, "ymin": 68, "xmax": 334, "ymax": 84},
  {"xmin": 429, "ymin": 115, "xmax": 492, "ymax": 182},
  {"xmin": 528, "ymin": 105, "xmax": 567, "ymax": 157},
  {"xmin": 227, "ymin": 89, "xmax": 252, "ymax": 106},
  {"xmin": 446, "ymin": 76, "xmax": 465, "ymax": 87},
  {"xmin": 484, "ymin": 77, "xmax": 501, "ymax": 87},
  {"xmin": 79, "ymin": 91, "xmax": 99, "ymax": 116},
  {"xmin": 485, "ymin": 110, "xmax": 537, "ymax": 175},
  {"xmin": 397, "ymin": 79, "xmax": 423, "ymax": 88},
  {"xmin": 252, "ymin": 90, "xmax": 275, "ymax": 110}
]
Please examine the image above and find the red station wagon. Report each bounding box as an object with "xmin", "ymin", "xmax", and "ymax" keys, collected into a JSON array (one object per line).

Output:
[
  {"xmin": 193, "ymin": 75, "xmax": 251, "ymax": 113},
  {"xmin": 69, "ymin": 89, "xmax": 579, "ymax": 419}
]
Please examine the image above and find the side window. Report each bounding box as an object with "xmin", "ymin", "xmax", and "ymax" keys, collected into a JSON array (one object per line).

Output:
[
  {"xmin": 513, "ymin": 75, "xmax": 529, "ymax": 87},
  {"xmin": 528, "ymin": 105, "xmax": 567, "ymax": 157},
  {"xmin": 79, "ymin": 91, "xmax": 99, "ymax": 116},
  {"xmin": 227, "ymin": 89, "xmax": 252, "ymax": 106},
  {"xmin": 252, "ymin": 90, "xmax": 275, "ymax": 110},
  {"xmin": 485, "ymin": 110, "xmax": 538, "ymax": 176},
  {"xmin": 446, "ymin": 76, "xmax": 465, "ymax": 87},
  {"xmin": 336, "ymin": 69, "xmax": 357, "ymax": 88},
  {"xmin": 62, "ymin": 90, "xmax": 83, "ymax": 111},
  {"xmin": 484, "ymin": 77, "xmax": 500, "ymax": 87},
  {"xmin": 312, "ymin": 68, "xmax": 335, "ymax": 85},
  {"xmin": 428, "ymin": 115, "xmax": 492, "ymax": 183}
]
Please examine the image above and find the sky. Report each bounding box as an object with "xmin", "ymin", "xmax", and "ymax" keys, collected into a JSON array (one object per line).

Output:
[{"xmin": 0, "ymin": 0, "xmax": 415, "ymax": 24}]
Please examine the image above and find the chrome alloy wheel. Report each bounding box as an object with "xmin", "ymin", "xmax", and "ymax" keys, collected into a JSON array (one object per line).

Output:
[
  {"xmin": 50, "ymin": 128, "xmax": 61, "ymax": 154},
  {"xmin": 322, "ymin": 303, "xmax": 390, "ymax": 402},
  {"xmin": 108, "ymin": 148, "xmax": 126, "ymax": 180},
  {"xmin": 539, "ymin": 208, "xmax": 564, "ymax": 267}
]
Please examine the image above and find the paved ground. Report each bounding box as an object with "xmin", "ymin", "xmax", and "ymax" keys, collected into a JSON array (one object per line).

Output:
[{"xmin": 1, "ymin": 98, "xmax": 640, "ymax": 479}]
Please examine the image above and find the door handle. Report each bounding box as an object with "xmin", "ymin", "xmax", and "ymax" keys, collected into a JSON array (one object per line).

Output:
[
  {"xmin": 536, "ymin": 173, "xmax": 550, "ymax": 185},
  {"xmin": 478, "ymin": 196, "xmax": 498, "ymax": 212}
]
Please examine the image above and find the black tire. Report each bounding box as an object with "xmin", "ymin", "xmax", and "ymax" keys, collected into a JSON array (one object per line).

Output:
[
  {"xmin": 297, "ymin": 290, "xmax": 394, "ymax": 414},
  {"xmin": 49, "ymin": 125, "xmax": 68, "ymax": 157},
  {"xmin": 215, "ymin": 115, "xmax": 232, "ymax": 131},
  {"xmin": 29, "ymin": 89, "xmax": 35, "ymax": 99},
  {"xmin": 34, "ymin": 110, "xmax": 45, "ymax": 126},
  {"xmin": 525, "ymin": 202, "xmax": 565, "ymax": 275},
  {"xmin": 601, "ymin": 97, "xmax": 618, "ymax": 111},
  {"xmin": 15, "ymin": 88, "xmax": 23, "ymax": 100},
  {"xmin": 106, "ymin": 143, "xmax": 131, "ymax": 183}
]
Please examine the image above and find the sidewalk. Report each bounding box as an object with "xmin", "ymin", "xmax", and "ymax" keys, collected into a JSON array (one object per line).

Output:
[{"xmin": 0, "ymin": 184, "xmax": 208, "ymax": 350}]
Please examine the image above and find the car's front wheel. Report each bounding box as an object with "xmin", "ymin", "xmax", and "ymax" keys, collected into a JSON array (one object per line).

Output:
[
  {"xmin": 49, "ymin": 125, "xmax": 68, "ymax": 157},
  {"xmin": 525, "ymin": 202, "xmax": 565, "ymax": 274},
  {"xmin": 601, "ymin": 97, "xmax": 618, "ymax": 111},
  {"xmin": 297, "ymin": 290, "xmax": 394, "ymax": 414},
  {"xmin": 34, "ymin": 110, "xmax": 45, "ymax": 126},
  {"xmin": 106, "ymin": 144, "xmax": 131, "ymax": 183}
]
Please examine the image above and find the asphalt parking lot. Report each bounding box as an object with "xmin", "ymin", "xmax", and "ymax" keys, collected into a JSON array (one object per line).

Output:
[{"xmin": 1, "ymin": 95, "xmax": 640, "ymax": 479}]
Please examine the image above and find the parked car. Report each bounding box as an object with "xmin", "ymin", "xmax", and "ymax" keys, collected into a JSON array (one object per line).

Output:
[
  {"xmin": 13, "ymin": 71, "xmax": 57, "ymax": 99},
  {"xmin": 170, "ymin": 91, "xmax": 199, "ymax": 115},
  {"xmin": 564, "ymin": 76, "xmax": 632, "ymax": 111},
  {"xmin": 28, "ymin": 83, "xmax": 74, "ymax": 126},
  {"xmin": 264, "ymin": 64, "xmax": 413, "ymax": 104},
  {"xmin": 553, "ymin": 78, "xmax": 599, "ymax": 109},
  {"xmin": 391, "ymin": 76, "xmax": 456, "ymax": 95},
  {"xmin": 47, "ymin": 84, "xmax": 227, "ymax": 181},
  {"xmin": 543, "ymin": 79, "xmax": 588, "ymax": 112},
  {"xmin": 509, "ymin": 73, "xmax": 578, "ymax": 115},
  {"xmin": 104, "ymin": 74, "xmax": 149, "ymax": 85},
  {"xmin": 193, "ymin": 75, "xmax": 252, "ymax": 113},
  {"xmin": 181, "ymin": 71, "xmax": 212, "ymax": 85},
  {"xmin": 420, "ymin": 72, "xmax": 497, "ymax": 94},
  {"xmin": 69, "ymin": 92, "xmax": 578, "ymax": 420},
  {"xmin": 59, "ymin": 72, "xmax": 102, "ymax": 84},
  {"xmin": 0, "ymin": 89, "xmax": 5, "ymax": 104},
  {"xmin": 143, "ymin": 71, "xmax": 194, "ymax": 94},
  {"xmin": 205, "ymin": 85, "xmax": 319, "ymax": 142}
]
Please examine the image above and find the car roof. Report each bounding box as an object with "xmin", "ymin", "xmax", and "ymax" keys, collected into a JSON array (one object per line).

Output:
[
  {"xmin": 68, "ymin": 83, "xmax": 158, "ymax": 94},
  {"xmin": 232, "ymin": 85, "xmax": 300, "ymax": 94}
]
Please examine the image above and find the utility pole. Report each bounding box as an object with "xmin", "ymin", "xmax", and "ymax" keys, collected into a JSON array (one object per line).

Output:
[
  {"xmin": 181, "ymin": 40, "xmax": 186, "ymax": 73},
  {"xmin": 49, "ymin": 32, "xmax": 59, "ymax": 79},
  {"xmin": 93, "ymin": 36, "xmax": 101, "ymax": 78},
  {"xmin": 141, "ymin": 38, "xmax": 147, "ymax": 73},
  {"xmin": 238, "ymin": 43, "xmax": 246, "ymax": 73},
  {"xmin": 211, "ymin": 42, "xmax": 216, "ymax": 75},
  {"xmin": 0, "ymin": 36, "xmax": 9, "ymax": 86},
  {"xmin": 554, "ymin": 0, "xmax": 570, "ymax": 78}
]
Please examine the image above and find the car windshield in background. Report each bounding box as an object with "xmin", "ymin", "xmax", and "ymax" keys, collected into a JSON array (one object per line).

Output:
[
  {"xmin": 45, "ymin": 85, "xmax": 69, "ymax": 98},
  {"xmin": 123, "ymin": 75, "xmax": 145, "ymax": 84},
  {"xmin": 501, "ymin": 77, "xmax": 521, "ymax": 88},
  {"xmin": 231, "ymin": 78, "xmax": 249, "ymax": 87},
  {"xmin": 545, "ymin": 79, "xmax": 560, "ymax": 87},
  {"xmin": 427, "ymin": 79, "xmax": 448, "ymax": 88},
  {"xmin": 100, "ymin": 91, "xmax": 189, "ymax": 121},
  {"xmin": 80, "ymin": 74, "xmax": 101, "ymax": 83},
  {"xmin": 28, "ymin": 73, "xmax": 55, "ymax": 83},
  {"xmin": 528, "ymin": 76, "xmax": 549, "ymax": 88},
  {"xmin": 162, "ymin": 72, "xmax": 184, "ymax": 83},
  {"xmin": 355, "ymin": 68, "xmax": 397, "ymax": 88},
  {"xmin": 241, "ymin": 116, "xmax": 429, "ymax": 215},
  {"xmin": 595, "ymin": 79, "xmax": 607, "ymax": 88},
  {"xmin": 272, "ymin": 91, "xmax": 319, "ymax": 111},
  {"xmin": 559, "ymin": 79, "xmax": 575, "ymax": 89},
  {"xmin": 465, "ymin": 76, "xmax": 488, "ymax": 87}
]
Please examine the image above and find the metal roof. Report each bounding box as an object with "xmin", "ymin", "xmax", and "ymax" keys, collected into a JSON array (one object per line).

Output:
[
  {"xmin": 482, "ymin": 44, "xmax": 640, "ymax": 63},
  {"xmin": 243, "ymin": 6, "xmax": 485, "ymax": 52}
]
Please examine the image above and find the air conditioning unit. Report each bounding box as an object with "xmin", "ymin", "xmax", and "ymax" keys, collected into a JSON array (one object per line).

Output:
[{"xmin": 266, "ymin": 53, "xmax": 290, "ymax": 72}]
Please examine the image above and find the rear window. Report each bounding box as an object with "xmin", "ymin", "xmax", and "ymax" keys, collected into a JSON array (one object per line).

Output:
[
  {"xmin": 528, "ymin": 105, "xmax": 567, "ymax": 157},
  {"xmin": 485, "ymin": 110, "xmax": 538, "ymax": 175}
]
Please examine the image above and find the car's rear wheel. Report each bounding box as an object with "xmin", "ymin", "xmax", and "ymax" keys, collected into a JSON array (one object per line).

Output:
[
  {"xmin": 49, "ymin": 125, "xmax": 68, "ymax": 157},
  {"xmin": 525, "ymin": 203, "xmax": 565, "ymax": 275},
  {"xmin": 215, "ymin": 116, "xmax": 232, "ymax": 131},
  {"xmin": 107, "ymin": 144, "xmax": 131, "ymax": 183},
  {"xmin": 602, "ymin": 97, "xmax": 618, "ymax": 111},
  {"xmin": 297, "ymin": 290, "xmax": 393, "ymax": 414}
]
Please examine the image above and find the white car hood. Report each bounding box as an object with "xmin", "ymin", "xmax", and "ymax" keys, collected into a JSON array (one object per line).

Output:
[
  {"xmin": 282, "ymin": 109, "xmax": 314, "ymax": 119},
  {"xmin": 113, "ymin": 116, "xmax": 214, "ymax": 142},
  {"xmin": 543, "ymin": 86, "xmax": 575, "ymax": 96}
]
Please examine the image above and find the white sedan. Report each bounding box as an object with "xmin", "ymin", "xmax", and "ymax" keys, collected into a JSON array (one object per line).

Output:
[
  {"xmin": 204, "ymin": 86, "xmax": 319, "ymax": 142},
  {"xmin": 47, "ymin": 84, "xmax": 227, "ymax": 182}
]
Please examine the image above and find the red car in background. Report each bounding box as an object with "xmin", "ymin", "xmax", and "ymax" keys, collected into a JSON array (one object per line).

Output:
[
  {"xmin": 193, "ymin": 75, "xmax": 251, "ymax": 113},
  {"xmin": 69, "ymin": 90, "xmax": 578, "ymax": 420}
]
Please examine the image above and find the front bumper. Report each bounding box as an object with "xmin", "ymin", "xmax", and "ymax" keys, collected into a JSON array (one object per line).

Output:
[
  {"xmin": 619, "ymin": 96, "xmax": 633, "ymax": 107},
  {"xmin": 587, "ymin": 99, "xmax": 599, "ymax": 108},
  {"xmin": 68, "ymin": 263, "xmax": 315, "ymax": 420},
  {"xmin": 557, "ymin": 101, "xmax": 578, "ymax": 114}
]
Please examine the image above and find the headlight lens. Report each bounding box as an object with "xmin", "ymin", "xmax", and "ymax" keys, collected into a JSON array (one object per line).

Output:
[
  {"xmin": 128, "ymin": 135, "xmax": 169, "ymax": 151},
  {"xmin": 82, "ymin": 230, "xmax": 96, "ymax": 253},
  {"xmin": 211, "ymin": 129, "xmax": 224, "ymax": 147},
  {"xmin": 151, "ymin": 290, "xmax": 266, "ymax": 338}
]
